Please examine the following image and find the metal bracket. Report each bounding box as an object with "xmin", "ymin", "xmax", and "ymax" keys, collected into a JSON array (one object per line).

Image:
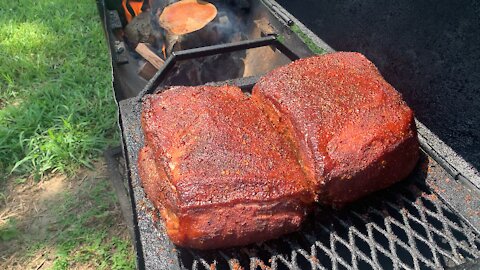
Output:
[
  {"xmin": 261, "ymin": 0, "xmax": 294, "ymax": 26},
  {"xmin": 108, "ymin": 10, "xmax": 123, "ymax": 30}
]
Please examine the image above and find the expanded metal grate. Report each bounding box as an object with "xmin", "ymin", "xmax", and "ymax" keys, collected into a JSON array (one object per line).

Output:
[
  {"xmin": 118, "ymin": 85, "xmax": 480, "ymax": 270},
  {"xmin": 177, "ymin": 177, "xmax": 480, "ymax": 270}
]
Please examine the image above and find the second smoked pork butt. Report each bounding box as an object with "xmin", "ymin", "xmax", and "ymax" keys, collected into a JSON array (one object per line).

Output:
[
  {"xmin": 252, "ymin": 52, "xmax": 419, "ymax": 206},
  {"xmin": 139, "ymin": 85, "xmax": 313, "ymax": 249}
]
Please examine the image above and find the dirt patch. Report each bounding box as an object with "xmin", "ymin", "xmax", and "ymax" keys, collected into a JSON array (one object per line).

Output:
[{"xmin": 0, "ymin": 161, "xmax": 133, "ymax": 269}]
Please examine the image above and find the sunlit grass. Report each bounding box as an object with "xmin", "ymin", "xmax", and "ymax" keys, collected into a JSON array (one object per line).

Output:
[
  {"xmin": 0, "ymin": 1, "xmax": 134, "ymax": 267},
  {"xmin": 0, "ymin": 0, "xmax": 118, "ymax": 179}
]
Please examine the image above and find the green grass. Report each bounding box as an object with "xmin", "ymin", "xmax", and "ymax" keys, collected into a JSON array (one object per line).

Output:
[
  {"xmin": 0, "ymin": 1, "xmax": 134, "ymax": 268},
  {"xmin": 49, "ymin": 181, "xmax": 135, "ymax": 269},
  {"xmin": 0, "ymin": 0, "xmax": 118, "ymax": 180},
  {"xmin": 6, "ymin": 179, "xmax": 136, "ymax": 269},
  {"xmin": 0, "ymin": 177, "xmax": 135, "ymax": 269},
  {"xmin": 290, "ymin": 24, "xmax": 327, "ymax": 55}
]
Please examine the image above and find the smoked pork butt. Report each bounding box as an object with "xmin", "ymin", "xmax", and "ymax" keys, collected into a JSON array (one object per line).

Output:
[
  {"xmin": 138, "ymin": 85, "xmax": 314, "ymax": 249},
  {"xmin": 252, "ymin": 52, "xmax": 419, "ymax": 206}
]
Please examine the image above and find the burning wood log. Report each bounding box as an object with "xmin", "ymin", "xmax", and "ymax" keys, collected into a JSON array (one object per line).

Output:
[
  {"xmin": 159, "ymin": 0, "xmax": 218, "ymax": 35},
  {"xmin": 135, "ymin": 43, "xmax": 165, "ymax": 69},
  {"xmin": 138, "ymin": 61, "xmax": 158, "ymax": 81},
  {"xmin": 124, "ymin": 12, "xmax": 155, "ymax": 45},
  {"xmin": 157, "ymin": 0, "xmax": 218, "ymax": 55}
]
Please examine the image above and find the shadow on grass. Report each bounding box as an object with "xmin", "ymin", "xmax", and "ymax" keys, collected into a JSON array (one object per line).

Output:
[{"xmin": 0, "ymin": 163, "xmax": 135, "ymax": 269}]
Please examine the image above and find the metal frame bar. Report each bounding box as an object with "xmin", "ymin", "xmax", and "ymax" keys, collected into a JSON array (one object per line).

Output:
[{"xmin": 136, "ymin": 35, "xmax": 300, "ymax": 100}]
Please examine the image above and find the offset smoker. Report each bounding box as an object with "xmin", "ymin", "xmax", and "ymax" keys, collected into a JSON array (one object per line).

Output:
[{"xmin": 97, "ymin": 1, "xmax": 480, "ymax": 269}]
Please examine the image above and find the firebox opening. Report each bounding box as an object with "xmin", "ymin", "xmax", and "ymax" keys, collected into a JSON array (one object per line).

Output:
[
  {"xmin": 162, "ymin": 46, "xmax": 291, "ymax": 86},
  {"xmin": 122, "ymin": 0, "xmax": 259, "ymax": 57},
  {"xmin": 111, "ymin": 0, "xmax": 293, "ymax": 88},
  {"xmin": 106, "ymin": 0, "xmax": 322, "ymax": 100}
]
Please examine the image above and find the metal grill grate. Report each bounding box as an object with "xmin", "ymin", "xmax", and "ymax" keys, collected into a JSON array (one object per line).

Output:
[
  {"xmin": 118, "ymin": 90, "xmax": 480, "ymax": 270},
  {"xmin": 177, "ymin": 175, "xmax": 480, "ymax": 270}
]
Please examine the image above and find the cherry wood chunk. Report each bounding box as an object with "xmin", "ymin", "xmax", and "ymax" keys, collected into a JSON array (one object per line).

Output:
[
  {"xmin": 159, "ymin": 0, "xmax": 217, "ymax": 35},
  {"xmin": 137, "ymin": 61, "xmax": 158, "ymax": 81},
  {"xmin": 135, "ymin": 43, "xmax": 164, "ymax": 69}
]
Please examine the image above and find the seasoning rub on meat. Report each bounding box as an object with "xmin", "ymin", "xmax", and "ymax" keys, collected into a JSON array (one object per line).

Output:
[
  {"xmin": 253, "ymin": 52, "xmax": 419, "ymax": 207},
  {"xmin": 139, "ymin": 85, "xmax": 313, "ymax": 249},
  {"xmin": 138, "ymin": 52, "xmax": 419, "ymax": 249}
]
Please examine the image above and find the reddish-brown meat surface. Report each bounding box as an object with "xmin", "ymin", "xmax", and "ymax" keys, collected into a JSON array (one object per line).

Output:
[
  {"xmin": 138, "ymin": 85, "xmax": 313, "ymax": 249},
  {"xmin": 138, "ymin": 53, "xmax": 419, "ymax": 249},
  {"xmin": 253, "ymin": 52, "xmax": 419, "ymax": 206}
]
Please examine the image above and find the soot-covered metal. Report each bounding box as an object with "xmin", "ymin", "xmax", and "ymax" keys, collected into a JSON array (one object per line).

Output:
[{"xmin": 98, "ymin": 0, "xmax": 480, "ymax": 269}]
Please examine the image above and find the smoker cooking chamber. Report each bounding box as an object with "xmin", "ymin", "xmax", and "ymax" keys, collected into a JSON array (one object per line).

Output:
[{"xmin": 97, "ymin": 0, "xmax": 480, "ymax": 269}]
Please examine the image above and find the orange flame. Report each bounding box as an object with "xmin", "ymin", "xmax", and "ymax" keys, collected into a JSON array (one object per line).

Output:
[
  {"xmin": 122, "ymin": 0, "xmax": 144, "ymax": 23},
  {"xmin": 162, "ymin": 44, "xmax": 167, "ymax": 59}
]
